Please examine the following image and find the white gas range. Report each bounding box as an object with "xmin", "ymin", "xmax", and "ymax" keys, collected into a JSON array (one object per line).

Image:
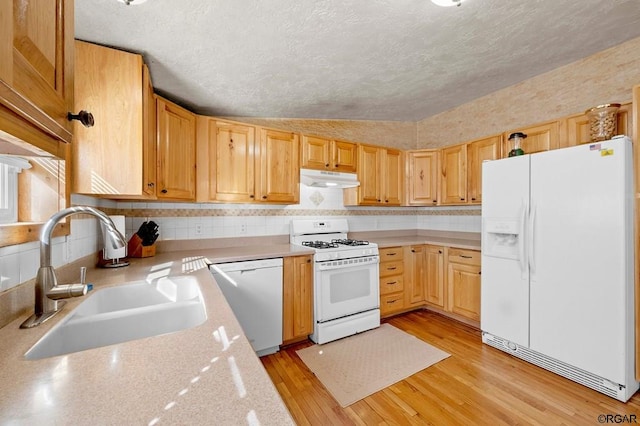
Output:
[{"xmin": 290, "ymin": 219, "xmax": 380, "ymax": 344}]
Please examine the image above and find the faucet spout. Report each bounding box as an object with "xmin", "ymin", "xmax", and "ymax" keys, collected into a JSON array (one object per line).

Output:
[{"xmin": 20, "ymin": 206, "xmax": 126, "ymax": 329}]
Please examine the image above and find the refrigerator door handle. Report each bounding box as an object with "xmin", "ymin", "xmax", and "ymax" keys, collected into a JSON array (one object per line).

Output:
[
  {"xmin": 529, "ymin": 203, "xmax": 537, "ymax": 277},
  {"xmin": 519, "ymin": 201, "xmax": 527, "ymax": 276}
]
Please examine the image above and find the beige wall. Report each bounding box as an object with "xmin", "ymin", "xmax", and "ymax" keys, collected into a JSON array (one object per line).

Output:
[
  {"xmin": 223, "ymin": 117, "xmax": 417, "ymax": 150},
  {"xmin": 416, "ymin": 36, "xmax": 640, "ymax": 149}
]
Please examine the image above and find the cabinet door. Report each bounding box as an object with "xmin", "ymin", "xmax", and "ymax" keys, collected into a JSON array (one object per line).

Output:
[
  {"xmin": 333, "ymin": 140, "xmax": 357, "ymax": 173},
  {"xmin": 142, "ymin": 64, "xmax": 157, "ymax": 197},
  {"xmin": 257, "ymin": 128, "xmax": 299, "ymax": 203},
  {"xmin": 503, "ymin": 121, "xmax": 559, "ymax": 155},
  {"xmin": 424, "ymin": 245, "xmax": 445, "ymax": 308},
  {"xmin": 357, "ymin": 145, "xmax": 383, "ymax": 205},
  {"xmin": 300, "ymin": 135, "xmax": 331, "ymax": 170},
  {"xmin": 207, "ymin": 120, "xmax": 256, "ymax": 202},
  {"xmin": 156, "ymin": 96, "xmax": 196, "ymax": 200},
  {"xmin": 563, "ymin": 103, "xmax": 631, "ymax": 148},
  {"xmin": 383, "ymin": 149, "xmax": 403, "ymax": 205},
  {"xmin": 72, "ymin": 41, "xmax": 144, "ymax": 195},
  {"xmin": 447, "ymin": 261, "xmax": 481, "ymax": 322},
  {"xmin": 283, "ymin": 255, "xmax": 314, "ymax": 342},
  {"xmin": 406, "ymin": 245, "xmax": 425, "ymax": 306},
  {"xmin": 467, "ymin": 135, "xmax": 501, "ymax": 204},
  {"xmin": 408, "ymin": 150, "xmax": 438, "ymax": 205},
  {"xmin": 1, "ymin": 0, "xmax": 74, "ymax": 142},
  {"xmin": 440, "ymin": 144, "xmax": 467, "ymax": 204}
]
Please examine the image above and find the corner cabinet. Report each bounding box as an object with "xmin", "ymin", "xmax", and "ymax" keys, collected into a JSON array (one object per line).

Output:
[
  {"xmin": 300, "ymin": 135, "xmax": 357, "ymax": 173},
  {"xmin": 73, "ymin": 41, "xmax": 157, "ymax": 198},
  {"xmin": 283, "ymin": 255, "xmax": 313, "ymax": 344},
  {"xmin": 0, "ymin": 0, "xmax": 74, "ymax": 152},
  {"xmin": 407, "ymin": 150, "xmax": 438, "ymax": 206},
  {"xmin": 344, "ymin": 145, "xmax": 403, "ymax": 206},
  {"xmin": 196, "ymin": 118, "xmax": 299, "ymax": 204},
  {"xmin": 156, "ymin": 96, "xmax": 196, "ymax": 200},
  {"xmin": 424, "ymin": 245, "xmax": 445, "ymax": 309},
  {"xmin": 440, "ymin": 144, "xmax": 467, "ymax": 205}
]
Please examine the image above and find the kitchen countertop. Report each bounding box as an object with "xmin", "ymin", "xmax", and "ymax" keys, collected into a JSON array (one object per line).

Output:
[
  {"xmin": 0, "ymin": 244, "xmax": 312, "ymax": 425},
  {"xmin": 0, "ymin": 231, "xmax": 478, "ymax": 424}
]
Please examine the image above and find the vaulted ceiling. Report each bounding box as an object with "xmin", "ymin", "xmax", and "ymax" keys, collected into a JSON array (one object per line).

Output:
[{"xmin": 75, "ymin": 0, "xmax": 640, "ymax": 121}]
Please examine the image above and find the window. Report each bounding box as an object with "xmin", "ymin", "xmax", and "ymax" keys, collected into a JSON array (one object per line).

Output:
[{"xmin": 0, "ymin": 156, "xmax": 31, "ymax": 224}]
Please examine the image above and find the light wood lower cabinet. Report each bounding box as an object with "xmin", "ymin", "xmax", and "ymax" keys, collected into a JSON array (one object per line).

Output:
[
  {"xmin": 283, "ymin": 255, "xmax": 314, "ymax": 344},
  {"xmin": 406, "ymin": 245, "xmax": 425, "ymax": 307},
  {"xmin": 424, "ymin": 245, "xmax": 445, "ymax": 309},
  {"xmin": 445, "ymin": 247, "xmax": 481, "ymax": 322},
  {"xmin": 379, "ymin": 246, "xmax": 406, "ymax": 316}
]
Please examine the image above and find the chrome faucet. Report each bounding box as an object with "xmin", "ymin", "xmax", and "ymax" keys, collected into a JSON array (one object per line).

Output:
[{"xmin": 20, "ymin": 206, "xmax": 126, "ymax": 329}]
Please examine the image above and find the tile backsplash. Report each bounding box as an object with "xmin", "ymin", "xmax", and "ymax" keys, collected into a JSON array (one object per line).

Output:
[{"xmin": 0, "ymin": 188, "xmax": 480, "ymax": 293}]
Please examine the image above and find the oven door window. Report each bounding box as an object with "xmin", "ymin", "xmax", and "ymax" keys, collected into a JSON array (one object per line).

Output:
[{"xmin": 316, "ymin": 263, "xmax": 379, "ymax": 322}]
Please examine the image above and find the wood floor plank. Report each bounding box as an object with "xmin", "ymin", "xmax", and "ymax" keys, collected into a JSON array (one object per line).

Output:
[{"xmin": 261, "ymin": 310, "xmax": 640, "ymax": 425}]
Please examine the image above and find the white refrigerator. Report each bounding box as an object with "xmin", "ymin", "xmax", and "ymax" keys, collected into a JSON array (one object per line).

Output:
[{"xmin": 481, "ymin": 136, "xmax": 638, "ymax": 402}]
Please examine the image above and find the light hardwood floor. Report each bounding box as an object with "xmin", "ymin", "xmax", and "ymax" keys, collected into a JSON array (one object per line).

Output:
[{"xmin": 261, "ymin": 310, "xmax": 640, "ymax": 425}]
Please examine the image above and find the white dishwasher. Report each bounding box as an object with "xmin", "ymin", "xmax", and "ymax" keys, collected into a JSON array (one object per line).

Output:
[{"xmin": 210, "ymin": 258, "xmax": 283, "ymax": 356}]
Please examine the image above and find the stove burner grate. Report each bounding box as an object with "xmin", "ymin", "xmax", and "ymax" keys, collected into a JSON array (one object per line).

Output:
[
  {"xmin": 332, "ymin": 239, "xmax": 370, "ymax": 246},
  {"xmin": 302, "ymin": 240, "xmax": 340, "ymax": 249}
]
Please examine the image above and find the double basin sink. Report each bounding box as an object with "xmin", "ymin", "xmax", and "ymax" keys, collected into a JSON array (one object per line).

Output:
[{"xmin": 25, "ymin": 276, "xmax": 207, "ymax": 360}]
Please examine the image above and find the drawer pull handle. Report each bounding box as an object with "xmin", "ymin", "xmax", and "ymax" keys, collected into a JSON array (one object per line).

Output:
[
  {"xmin": 460, "ymin": 255, "xmax": 472, "ymax": 259},
  {"xmin": 386, "ymin": 281, "xmax": 397, "ymax": 285},
  {"xmin": 387, "ymin": 253, "xmax": 397, "ymax": 256},
  {"xmin": 387, "ymin": 299, "xmax": 399, "ymax": 304},
  {"xmin": 387, "ymin": 267, "xmax": 397, "ymax": 271}
]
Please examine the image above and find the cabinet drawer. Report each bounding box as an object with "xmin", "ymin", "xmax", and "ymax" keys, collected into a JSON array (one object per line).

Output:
[
  {"xmin": 380, "ymin": 293, "xmax": 405, "ymax": 315},
  {"xmin": 380, "ymin": 275, "xmax": 404, "ymax": 295},
  {"xmin": 379, "ymin": 260, "xmax": 404, "ymax": 277},
  {"xmin": 447, "ymin": 248, "xmax": 480, "ymax": 266},
  {"xmin": 379, "ymin": 247, "xmax": 404, "ymax": 262}
]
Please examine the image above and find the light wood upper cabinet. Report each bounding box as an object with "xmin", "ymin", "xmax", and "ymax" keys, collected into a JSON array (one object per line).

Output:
[
  {"xmin": 345, "ymin": 144, "xmax": 403, "ymax": 206},
  {"xmin": 257, "ymin": 128, "xmax": 300, "ymax": 203},
  {"xmin": 440, "ymin": 143, "xmax": 467, "ymax": 205},
  {"xmin": 503, "ymin": 121, "xmax": 559, "ymax": 156},
  {"xmin": 197, "ymin": 119, "xmax": 299, "ymax": 204},
  {"xmin": 446, "ymin": 247, "xmax": 481, "ymax": 322},
  {"xmin": 283, "ymin": 255, "xmax": 313, "ymax": 343},
  {"xmin": 467, "ymin": 135, "xmax": 501, "ymax": 204},
  {"xmin": 72, "ymin": 41, "xmax": 157, "ymax": 197},
  {"xmin": 0, "ymin": 0, "xmax": 74, "ymax": 149},
  {"xmin": 424, "ymin": 245, "xmax": 445, "ymax": 309},
  {"xmin": 563, "ymin": 102, "xmax": 632, "ymax": 148},
  {"xmin": 197, "ymin": 118, "xmax": 256, "ymax": 202},
  {"xmin": 156, "ymin": 96, "xmax": 196, "ymax": 200},
  {"xmin": 407, "ymin": 150, "xmax": 438, "ymax": 206},
  {"xmin": 300, "ymin": 135, "xmax": 357, "ymax": 173}
]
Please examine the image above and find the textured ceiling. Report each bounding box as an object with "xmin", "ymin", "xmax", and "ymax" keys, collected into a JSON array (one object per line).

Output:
[{"xmin": 75, "ymin": 0, "xmax": 640, "ymax": 121}]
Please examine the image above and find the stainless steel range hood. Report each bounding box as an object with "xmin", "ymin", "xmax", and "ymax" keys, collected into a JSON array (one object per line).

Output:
[{"xmin": 300, "ymin": 168, "xmax": 360, "ymax": 189}]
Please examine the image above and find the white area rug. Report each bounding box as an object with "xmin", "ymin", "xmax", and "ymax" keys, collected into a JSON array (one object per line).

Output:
[{"xmin": 296, "ymin": 323, "xmax": 450, "ymax": 407}]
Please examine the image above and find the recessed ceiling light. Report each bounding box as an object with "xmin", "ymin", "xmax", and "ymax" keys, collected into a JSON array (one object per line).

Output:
[
  {"xmin": 117, "ymin": 0, "xmax": 148, "ymax": 5},
  {"xmin": 431, "ymin": 0, "xmax": 464, "ymax": 7}
]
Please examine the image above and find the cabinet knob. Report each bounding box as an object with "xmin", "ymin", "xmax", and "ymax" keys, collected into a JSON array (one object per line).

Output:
[
  {"xmin": 411, "ymin": 249, "xmax": 416, "ymax": 253},
  {"xmin": 161, "ymin": 189, "xmax": 168, "ymax": 194},
  {"xmin": 460, "ymin": 198, "xmax": 465, "ymax": 201},
  {"xmin": 335, "ymin": 164, "xmax": 339, "ymax": 167},
  {"xmin": 249, "ymin": 194, "xmax": 255, "ymax": 198},
  {"xmin": 262, "ymin": 196, "xmax": 267, "ymax": 199},
  {"xmin": 307, "ymin": 258, "xmax": 311, "ymax": 263},
  {"xmin": 385, "ymin": 200, "xmax": 389, "ymax": 203},
  {"xmin": 471, "ymin": 197, "xmax": 476, "ymax": 201},
  {"xmin": 325, "ymin": 163, "xmax": 330, "ymax": 167},
  {"xmin": 432, "ymin": 200, "xmax": 437, "ymax": 203},
  {"xmin": 67, "ymin": 110, "xmax": 94, "ymax": 127},
  {"xmin": 147, "ymin": 182, "xmax": 155, "ymax": 187},
  {"xmin": 377, "ymin": 199, "xmax": 381, "ymax": 202},
  {"xmin": 438, "ymin": 250, "xmax": 442, "ymax": 254}
]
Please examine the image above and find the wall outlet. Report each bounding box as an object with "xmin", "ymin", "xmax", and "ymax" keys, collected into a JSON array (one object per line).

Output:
[
  {"xmin": 239, "ymin": 223, "xmax": 247, "ymax": 234},
  {"xmin": 195, "ymin": 224, "xmax": 203, "ymax": 235}
]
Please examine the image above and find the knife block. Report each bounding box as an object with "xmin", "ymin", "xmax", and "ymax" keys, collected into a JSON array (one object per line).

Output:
[{"xmin": 127, "ymin": 234, "xmax": 156, "ymax": 258}]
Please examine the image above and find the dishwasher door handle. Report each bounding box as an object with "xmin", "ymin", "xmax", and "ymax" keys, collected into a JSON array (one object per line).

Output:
[{"xmin": 240, "ymin": 269, "xmax": 257, "ymax": 274}]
